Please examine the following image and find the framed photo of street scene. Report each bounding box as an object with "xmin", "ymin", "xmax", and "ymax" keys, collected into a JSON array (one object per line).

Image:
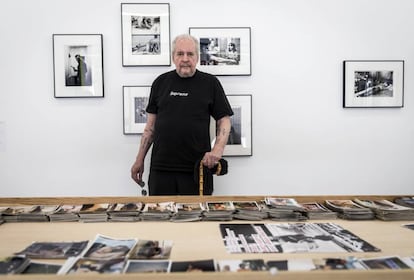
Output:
[
  {"xmin": 343, "ymin": 60, "xmax": 404, "ymax": 108},
  {"xmin": 121, "ymin": 3, "xmax": 170, "ymax": 66},
  {"xmin": 189, "ymin": 27, "xmax": 251, "ymax": 76},
  {"xmin": 52, "ymin": 34, "xmax": 104, "ymax": 98},
  {"xmin": 210, "ymin": 94, "xmax": 252, "ymax": 156},
  {"xmin": 123, "ymin": 86, "xmax": 150, "ymax": 134}
]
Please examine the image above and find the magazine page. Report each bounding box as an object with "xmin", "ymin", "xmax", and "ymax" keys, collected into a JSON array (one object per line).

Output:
[
  {"xmin": 81, "ymin": 234, "xmax": 137, "ymax": 260},
  {"xmin": 15, "ymin": 241, "xmax": 89, "ymax": 259},
  {"xmin": 128, "ymin": 239, "xmax": 173, "ymax": 259}
]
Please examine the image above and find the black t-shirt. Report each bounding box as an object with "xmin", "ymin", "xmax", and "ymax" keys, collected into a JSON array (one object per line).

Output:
[{"xmin": 146, "ymin": 70, "xmax": 233, "ymax": 172}]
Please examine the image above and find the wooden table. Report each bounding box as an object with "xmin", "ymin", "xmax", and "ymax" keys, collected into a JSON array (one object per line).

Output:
[{"xmin": 0, "ymin": 195, "xmax": 413, "ymax": 279}]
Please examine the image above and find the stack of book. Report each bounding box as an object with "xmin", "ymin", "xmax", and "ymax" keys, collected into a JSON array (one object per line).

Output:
[
  {"xmin": 78, "ymin": 203, "xmax": 110, "ymax": 222},
  {"xmin": 300, "ymin": 202, "xmax": 338, "ymax": 220},
  {"xmin": 170, "ymin": 202, "xmax": 205, "ymax": 222},
  {"xmin": 232, "ymin": 201, "xmax": 268, "ymax": 221},
  {"xmin": 202, "ymin": 201, "xmax": 235, "ymax": 221},
  {"xmin": 48, "ymin": 205, "xmax": 82, "ymax": 222},
  {"xmin": 107, "ymin": 202, "xmax": 144, "ymax": 222},
  {"xmin": 140, "ymin": 202, "xmax": 176, "ymax": 221},
  {"xmin": 324, "ymin": 200, "xmax": 375, "ymax": 220},
  {"xmin": 264, "ymin": 197, "xmax": 307, "ymax": 221},
  {"xmin": 353, "ymin": 199, "xmax": 414, "ymax": 221}
]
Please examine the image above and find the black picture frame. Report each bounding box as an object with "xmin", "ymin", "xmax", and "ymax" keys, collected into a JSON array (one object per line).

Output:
[
  {"xmin": 210, "ymin": 94, "xmax": 252, "ymax": 156},
  {"xmin": 52, "ymin": 34, "xmax": 104, "ymax": 98},
  {"xmin": 343, "ymin": 60, "xmax": 404, "ymax": 108},
  {"xmin": 123, "ymin": 86, "xmax": 151, "ymax": 134},
  {"xmin": 121, "ymin": 3, "xmax": 171, "ymax": 66},
  {"xmin": 189, "ymin": 27, "xmax": 251, "ymax": 76}
]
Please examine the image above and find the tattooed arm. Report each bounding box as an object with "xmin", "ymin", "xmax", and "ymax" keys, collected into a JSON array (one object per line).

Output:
[
  {"xmin": 202, "ymin": 115, "xmax": 231, "ymax": 169},
  {"xmin": 131, "ymin": 113, "xmax": 156, "ymax": 184}
]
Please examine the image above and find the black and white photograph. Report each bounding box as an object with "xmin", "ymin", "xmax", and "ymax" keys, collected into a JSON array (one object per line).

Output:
[
  {"xmin": 217, "ymin": 259, "xmax": 267, "ymax": 272},
  {"xmin": 131, "ymin": 15, "xmax": 160, "ymax": 34},
  {"xmin": 343, "ymin": 60, "xmax": 404, "ymax": 107},
  {"xmin": 190, "ymin": 27, "xmax": 251, "ymax": 75},
  {"xmin": 124, "ymin": 260, "xmax": 170, "ymax": 273},
  {"xmin": 199, "ymin": 37, "xmax": 241, "ymax": 66},
  {"xmin": 211, "ymin": 94, "xmax": 252, "ymax": 156},
  {"xmin": 219, "ymin": 223, "xmax": 380, "ymax": 253},
  {"xmin": 15, "ymin": 241, "xmax": 88, "ymax": 259},
  {"xmin": 359, "ymin": 256, "xmax": 411, "ymax": 270},
  {"xmin": 121, "ymin": 3, "xmax": 170, "ymax": 66},
  {"xmin": 123, "ymin": 86, "xmax": 150, "ymax": 134},
  {"xmin": 64, "ymin": 257, "xmax": 126, "ymax": 274},
  {"xmin": 64, "ymin": 46, "xmax": 92, "ymax": 87},
  {"xmin": 53, "ymin": 34, "xmax": 103, "ymax": 98},
  {"xmin": 131, "ymin": 35, "xmax": 160, "ymax": 55},
  {"xmin": 170, "ymin": 259, "xmax": 216, "ymax": 272}
]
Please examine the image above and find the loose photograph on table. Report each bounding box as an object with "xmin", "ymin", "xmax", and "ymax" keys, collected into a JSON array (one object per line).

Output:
[
  {"xmin": 219, "ymin": 223, "xmax": 381, "ymax": 253},
  {"xmin": 343, "ymin": 60, "xmax": 404, "ymax": 108},
  {"xmin": 53, "ymin": 34, "xmax": 104, "ymax": 97},
  {"xmin": 189, "ymin": 27, "xmax": 251, "ymax": 76},
  {"xmin": 121, "ymin": 3, "xmax": 170, "ymax": 66},
  {"xmin": 123, "ymin": 86, "xmax": 150, "ymax": 134}
]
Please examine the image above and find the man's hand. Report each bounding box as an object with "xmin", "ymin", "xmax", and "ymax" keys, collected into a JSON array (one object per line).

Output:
[{"xmin": 131, "ymin": 159, "xmax": 144, "ymax": 185}]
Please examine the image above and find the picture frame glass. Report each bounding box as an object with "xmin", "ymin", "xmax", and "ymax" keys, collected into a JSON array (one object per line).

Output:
[
  {"xmin": 121, "ymin": 3, "xmax": 170, "ymax": 66},
  {"xmin": 211, "ymin": 94, "xmax": 252, "ymax": 156},
  {"xmin": 343, "ymin": 60, "xmax": 404, "ymax": 108},
  {"xmin": 123, "ymin": 86, "xmax": 150, "ymax": 134},
  {"xmin": 53, "ymin": 34, "xmax": 104, "ymax": 98},
  {"xmin": 189, "ymin": 27, "xmax": 251, "ymax": 76}
]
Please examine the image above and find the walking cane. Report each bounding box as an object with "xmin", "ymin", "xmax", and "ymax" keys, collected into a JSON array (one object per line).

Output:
[{"xmin": 199, "ymin": 161, "xmax": 223, "ymax": 196}]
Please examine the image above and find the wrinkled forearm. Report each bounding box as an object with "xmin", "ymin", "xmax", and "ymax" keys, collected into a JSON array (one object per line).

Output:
[
  {"xmin": 135, "ymin": 113, "xmax": 156, "ymax": 163},
  {"xmin": 212, "ymin": 116, "xmax": 231, "ymax": 156}
]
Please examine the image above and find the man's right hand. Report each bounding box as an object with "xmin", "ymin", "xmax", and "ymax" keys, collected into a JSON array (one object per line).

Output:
[{"xmin": 131, "ymin": 160, "xmax": 144, "ymax": 185}]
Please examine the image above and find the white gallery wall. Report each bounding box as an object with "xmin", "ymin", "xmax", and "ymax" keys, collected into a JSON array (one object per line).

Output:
[{"xmin": 0, "ymin": 0, "xmax": 413, "ymax": 197}]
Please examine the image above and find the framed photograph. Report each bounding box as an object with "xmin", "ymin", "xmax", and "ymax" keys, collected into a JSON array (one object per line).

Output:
[
  {"xmin": 121, "ymin": 3, "xmax": 170, "ymax": 66},
  {"xmin": 123, "ymin": 86, "xmax": 150, "ymax": 134},
  {"xmin": 211, "ymin": 94, "xmax": 252, "ymax": 156},
  {"xmin": 343, "ymin": 60, "xmax": 404, "ymax": 108},
  {"xmin": 53, "ymin": 34, "xmax": 104, "ymax": 98},
  {"xmin": 189, "ymin": 27, "xmax": 251, "ymax": 76}
]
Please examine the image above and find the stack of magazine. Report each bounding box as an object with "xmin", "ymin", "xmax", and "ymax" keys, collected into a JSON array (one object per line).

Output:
[
  {"xmin": 353, "ymin": 199, "xmax": 414, "ymax": 221},
  {"xmin": 170, "ymin": 202, "xmax": 205, "ymax": 222},
  {"xmin": 300, "ymin": 202, "xmax": 338, "ymax": 220},
  {"xmin": 107, "ymin": 202, "xmax": 144, "ymax": 222},
  {"xmin": 48, "ymin": 205, "xmax": 82, "ymax": 222},
  {"xmin": 232, "ymin": 201, "xmax": 268, "ymax": 221},
  {"xmin": 394, "ymin": 197, "xmax": 414, "ymax": 209},
  {"xmin": 17, "ymin": 205, "xmax": 60, "ymax": 222},
  {"xmin": 78, "ymin": 203, "xmax": 110, "ymax": 222},
  {"xmin": 264, "ymin": 197, "xmax": 307, "ymax": 221},
  {"xmin": 1, "ymin": 205, "xmax": 41, "ymax": 222},
  {"xmin": 140, "ymin": 202, "xmax": 176, "ymax": 221},
  {"xmin": 324, "ymin": 200, "xmax": 375, "ymax": 220},
  {"xmin": 202, "ymin": 201, "xmax": 235, "ymax": 221}
]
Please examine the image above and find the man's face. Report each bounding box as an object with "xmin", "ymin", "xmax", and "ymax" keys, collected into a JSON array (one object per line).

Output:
[{"xmin": 173, "ymin": 38, "xmax": 198, "ymax": 78}]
